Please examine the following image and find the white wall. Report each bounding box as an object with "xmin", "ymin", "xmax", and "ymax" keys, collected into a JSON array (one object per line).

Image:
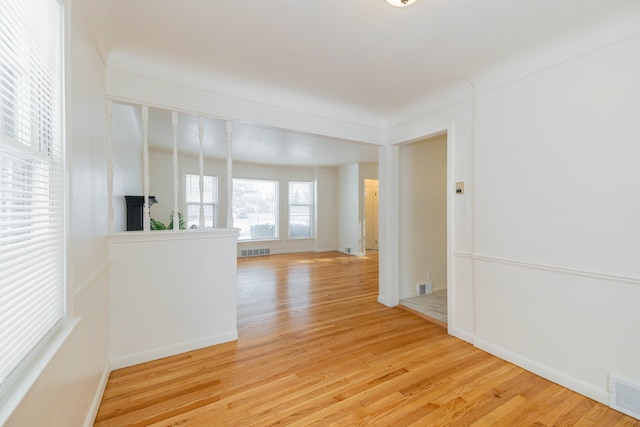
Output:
[
  {"xmin": 384, "ymin": 27, "xmax": 640, "ymax": 406},
  {"xmin": 471, "ymin": 33, "xmax": 640, "ymax": 403},
  {"xmin": 315, "ymin": 167, "xmax": 339, "ymax": 252},
  {"xmin": 7, "ymin": 0, "xmax": 110, "ymax": 425},
  {"xmin": 338, "ymin": 164, "xmax": 360, "ymax": 255},
  {"xmin": 109, "ymin": 231, "xmax": 238, "ymax": 369},
  {"xmin": 398, "ymin": 134, "xmax": 447, "ymax": 299}
]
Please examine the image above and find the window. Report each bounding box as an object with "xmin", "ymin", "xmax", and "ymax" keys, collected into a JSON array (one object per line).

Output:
[
  {"xmin": 289, "ymin": 182, "xmax": 313, "ymax": 238},
  {"xmin": 0, "ymin": 0, "xmax": 65, "ymax": 395},
  {"xmin": 185, "ymin": 174, "xmax": 218, "ymax": 229},
  {"xmin": 233, "ymin": 178, "xmax": 278, "ymax": 240}
]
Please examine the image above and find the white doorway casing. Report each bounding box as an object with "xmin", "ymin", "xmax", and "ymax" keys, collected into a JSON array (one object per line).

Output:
[{"xmin": 379, "ymin": 96, "xmax": 476, "ymax": 345}]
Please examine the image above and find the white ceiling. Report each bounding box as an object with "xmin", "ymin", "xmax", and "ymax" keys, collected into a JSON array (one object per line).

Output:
[{"xmin": 83, "ymin": 0, "xmax": 638, "ymax": 166}]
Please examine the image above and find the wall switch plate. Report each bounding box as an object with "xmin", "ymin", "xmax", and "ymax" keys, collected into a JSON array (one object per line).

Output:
[{"xmin": 456, "ymin": 182, "xmax": 464, "ymax": 194}]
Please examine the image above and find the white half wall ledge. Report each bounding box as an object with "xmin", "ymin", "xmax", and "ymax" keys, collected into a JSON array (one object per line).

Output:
[{"xmin": 108, "ymin": 229, "xmax": 238, "ymax": 370}]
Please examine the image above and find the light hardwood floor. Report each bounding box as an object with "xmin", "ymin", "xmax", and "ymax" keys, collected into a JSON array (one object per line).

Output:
[
  {"xmin": 94, "ymin": 252, "xmax": 639, "ymax": 426},
  {"xmin": 400, "ymin": 290, "xmax": 448, "ymax": 326}
]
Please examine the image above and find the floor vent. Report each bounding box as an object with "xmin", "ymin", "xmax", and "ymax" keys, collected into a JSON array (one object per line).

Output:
[
  {"xmin": 416, "ymin": 280, "xmax": 433, "ymax": 296},
  {"xmin": 240, "ymin": 248, "xmax": 271, "ymax": 257},
  {"xmin": 610, "ymin": 375, "xmax": 640, "ymax": 420}
]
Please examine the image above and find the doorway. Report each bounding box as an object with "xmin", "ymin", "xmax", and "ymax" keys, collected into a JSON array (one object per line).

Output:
[
  {"xmin": 397, "ymin": 134, "xmax": 448, "ymax": 324},
  {"xmin": 364, "ymin": 179, "xmax": 379, "ymax": 253}
]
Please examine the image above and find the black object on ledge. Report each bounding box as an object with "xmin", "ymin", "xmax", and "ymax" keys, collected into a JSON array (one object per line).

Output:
[{"xmin": 125, "ymin": 195, "xmax": 158, "ymax": 231}]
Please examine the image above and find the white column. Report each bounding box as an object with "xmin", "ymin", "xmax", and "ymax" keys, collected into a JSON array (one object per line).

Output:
[
  {"xmin": 198, "ymin": 115, "xmax": 205, "ymax": 230},
  {"xmin": 378, "ymin": 143, "xmax": 400, "ymax": 307},
  {"xmin": 106, "ymin": 99, "xmax": 114, "ymax": 233},
  {"xmin": 141, "ymin": 105, "xmax": 151, "ymax": 232},
  {"xmin": 225, "ymin": 121, "xmax": 233, "ymax": 229},
  {"xmin": 172, "ymin": 112, "xmax": 179, "ymax": 230}
]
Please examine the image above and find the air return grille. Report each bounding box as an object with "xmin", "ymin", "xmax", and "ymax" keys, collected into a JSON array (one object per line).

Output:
[
  {"xmin": 610, "ymin": 375, "xmax": 640, "ymax": 420},
  {"xmin": 240, "ymin": 248, "xmax": 271, "ymax": 257}
]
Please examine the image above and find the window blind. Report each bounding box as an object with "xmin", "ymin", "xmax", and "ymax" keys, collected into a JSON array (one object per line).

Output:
[{"xmin": 0, "ymin": 0, "xmax": 65, "ymax": 394}]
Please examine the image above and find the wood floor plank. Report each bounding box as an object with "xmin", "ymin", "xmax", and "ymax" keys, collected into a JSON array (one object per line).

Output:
[{"xmin": 94, "ymin": 251, "xmax": 640, "ymax": 426}]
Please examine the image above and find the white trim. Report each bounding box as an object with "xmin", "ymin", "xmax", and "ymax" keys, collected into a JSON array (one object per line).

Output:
[
  {"xmin": 474, "ymin": 337, "xmax": 609, "ymax": 405},
  {"xmin": 449, "ymin": 327, "xmax": 474, "ymax": 345},
  {"xmin": 109, "ymin": 331, "xmax": 238, "ymax": 371},
  {"xmin": 454, "ymin": 251, "xmax": 640, "ymax": 286},
  {"xmin": 73, "ymin": 260, "xmax": 111, "ymax": 301},
  {"xmin": 453, "ymin": 251, "xmax": 473, "ymax": 259},
  {"xmin": 377, "ymin": 295, "xmax": 392, "ymax": 307},
  {"xmin": 82, "ymin": 363, "xmax": 110, "ymax": 427},
  {"xmin": 109, "ymin": 228, "xmax": 239, "ymax": 244},
  {"xmin": 0, "ymin": 318, "xmax": 79, "ymax": 426}
]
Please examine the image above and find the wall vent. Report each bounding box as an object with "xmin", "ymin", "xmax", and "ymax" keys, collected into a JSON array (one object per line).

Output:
[
  {"xmin": 240, "ymin": 248, "xmax": 271, "ymax": 257},
  {"xmin": 416, "ymin": 280, "xmax": 433, "ymax": 296},
  {"xmin": 610, "ymin": 375, "xmax": 640, "ymax": 420}
]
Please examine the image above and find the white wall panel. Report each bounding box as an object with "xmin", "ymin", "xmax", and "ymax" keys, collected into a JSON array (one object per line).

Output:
[
  {"xmin": 474, "ymin": 36, "xmax": 640, "ymax": 276},
  {"xmin": 109, "ymin": 231, "xmax": 238, "ymax": 368},
  {"xmin": 338, "ymin": 164, "xmax": 360, "ymax": 255},
  {"xmin": 472, "ymin": 34, "xmax": 640, "ymax": 404}
]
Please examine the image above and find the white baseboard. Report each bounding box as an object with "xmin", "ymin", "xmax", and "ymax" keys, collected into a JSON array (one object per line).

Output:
[
  {"xmin": 110, "ymin": 330, "xmax": 238, "ymax": 370},
  {"xmin": 83, "ymin": 362, "xmax": 111, "ymax": 427},
  {"xmin": 474, "ymin": 337, "xmax": 609, "ymax": 405},
  {"xmin": 377, "ymin": 295, "xmax": 395, "ymax": 307},
  {"xmin": 449, "ymin": 327, "xmax": 474, "ymax": 345}
]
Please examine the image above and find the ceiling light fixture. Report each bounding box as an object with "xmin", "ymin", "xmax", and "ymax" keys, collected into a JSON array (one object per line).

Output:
[{"xmin": 386, "ymin": 0, "xmax": 417, "ymax": 7}]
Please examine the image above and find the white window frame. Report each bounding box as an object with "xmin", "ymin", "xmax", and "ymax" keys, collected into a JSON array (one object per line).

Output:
[
  {"xmin": 232, "ymin": 178, "xmax": 279, "ymax": 241},
  {"xmin": 185, "ymin": 173, "xmax": 218, "ymax": 229},
  {"xmin": 288, "ymin": 181, "xmax": 313, "ymax": 239},
  {"xmin": 0, "ymin": 0, "xmax": 69, "ymax": 419}
]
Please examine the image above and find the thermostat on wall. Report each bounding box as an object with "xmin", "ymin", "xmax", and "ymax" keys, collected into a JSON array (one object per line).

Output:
[{"xmin": 456, "ymin": 182, "xmax": 464, "ymax": 194}]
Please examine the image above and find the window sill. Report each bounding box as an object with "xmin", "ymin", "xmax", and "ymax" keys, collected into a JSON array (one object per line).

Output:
[
  {"xmin": 238, "ymin": 238, "xmax": 281, "ymax": 243},
  {"xmin": 0, "ymin": 317, "xmax": 79, "ymax": 426}
]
